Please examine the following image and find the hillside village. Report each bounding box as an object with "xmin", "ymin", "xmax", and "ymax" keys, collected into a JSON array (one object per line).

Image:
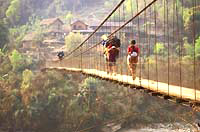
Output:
[
  {"xmin": 20, "ymin": 17, "xmax": 163, "ymax": 63},
  {"xmin": 20, "ymin": 18, "xmax": 135, "ymax": 61}
]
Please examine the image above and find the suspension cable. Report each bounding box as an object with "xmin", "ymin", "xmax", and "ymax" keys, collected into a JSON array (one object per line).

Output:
[
  {"xmin": 65, "ymin": 0, "xmax": 126, "ymax": 58},
  {"xmin": 68, "ymin": 0, "xmax": 159, "ymax": 60}
]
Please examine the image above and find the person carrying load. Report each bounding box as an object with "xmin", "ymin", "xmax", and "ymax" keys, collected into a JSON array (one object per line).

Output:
[
  {"xmin": 127, "ymin": 40, "xmax": 140, "ymax": 80},
  {"xmin": 107, "ymin": 46, "xmax": 119, "ymax": 75},
  {"xmin": 102, "ymin": 35, "xmax": 121, "ymax": 74},
  {"xmin": 57, "ymin": 51, "xmax": 64, "ymax": 60}
]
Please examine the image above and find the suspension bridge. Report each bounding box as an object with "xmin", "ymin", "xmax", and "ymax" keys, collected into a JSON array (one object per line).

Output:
[{"xmin": 44, "ymin": 0, "xmax": 200, "ymax": 107}]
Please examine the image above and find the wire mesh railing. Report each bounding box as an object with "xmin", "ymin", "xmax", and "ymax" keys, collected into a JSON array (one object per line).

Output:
[{"xmin": 47, "ymin": 0, "xmax": 200, "ymax": 102}]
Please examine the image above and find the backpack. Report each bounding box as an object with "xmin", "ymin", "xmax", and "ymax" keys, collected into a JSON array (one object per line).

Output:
[{"xmin": 105, "ymin": 36, "xmax": 121, "ymax": 48}]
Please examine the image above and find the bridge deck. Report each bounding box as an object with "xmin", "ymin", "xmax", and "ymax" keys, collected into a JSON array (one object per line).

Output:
[{"xmin": 47, "ymin": 67, "xmax": 200, "ymax": 102}]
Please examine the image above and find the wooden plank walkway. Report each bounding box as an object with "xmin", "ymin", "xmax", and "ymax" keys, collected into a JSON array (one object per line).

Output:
[{"xmin": 46, "ymin": 67, "xmax": 200, "ymax": 103}]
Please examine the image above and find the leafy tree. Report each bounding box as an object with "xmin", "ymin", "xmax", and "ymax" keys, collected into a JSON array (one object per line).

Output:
[
  {"xmin": 0, "ymin": 0, "xmax": 11, "ymax": 18},
  {"xmin": 195, "ymin": 36, "xmax": 200, "ymax": 55},
  {"xmin": 79, "ymin": 77, "xmax": 99, "ymax": 110},
  {"xmin": 154, "ymin": 43, "xmax": 165, "ymax": 55},
  {"xmin": 183, "ymin": 36, "xmax": 200, "ymax": 59},
  {"xmin": 0, "ymin": 20, "xmax": 9, "ymax": 49},
  {"xmin": 9, "ymin": 49, "xmax": 23, "ymax": 71},
  {"xmin": 5, "ymin": 0, "xmax": 21, "ymax": 26},
  {"xmin": 65, "ymin": 11, "xmax": 73, "ymax": 24},
  {"xmin": 65, "ymin": 32, "xmax": 84, "ymax": 52},
  {"xmin": 21, "ymin": 69, "xmax": 33, "ymax": 93},
  {"xmin": 183, "ymin": 9, "xmax": 200, "ymax": 42}
]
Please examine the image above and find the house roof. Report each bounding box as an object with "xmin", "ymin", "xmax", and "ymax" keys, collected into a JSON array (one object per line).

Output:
[
  {"xmin": 22, "ymin": 33, "xmax": 36, "ymax": 41},
  {"xmin": 71, "ymin": 20, "xmax": 88, "ymax": 26},
  {"xmin": 40, "ymin": 18, "xmax": 64, "ymax": 26}
]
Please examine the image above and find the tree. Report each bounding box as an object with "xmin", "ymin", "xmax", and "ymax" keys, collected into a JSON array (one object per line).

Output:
[
  {"xmin": 65, "ymin": 32, "xmax": 84, "ymax": 52},
  {"xmin": 0, "ymin": 0, "xmax": 11, "ymax": 19},
  {"xmin": 9, "ymin": 49, "xmax": 23, "ymax": 71},
  {"xmin": 195, "ymin": 36, "xmax": 200, "ymax": 56},
  {"xmin": 154, "ymin": 43, "xmax": 165, "ymax": 55},
  {"xmin": 183, "ymin": 9, "xmax": 200, "ymax": 42},
  {"xmin": 0, "ymin": 20, "xmax": 9, "ymax": 49},
  {"xmin": 21, "ymin": 69, "xmax": 33, "ymax": 105},
  {"xmin": 5, "ymin": 0, "xmax": 21, "ymax": 26},
  {"xmin": 65, "ymin": 12, "xmax": 73, "ymax": 24}
]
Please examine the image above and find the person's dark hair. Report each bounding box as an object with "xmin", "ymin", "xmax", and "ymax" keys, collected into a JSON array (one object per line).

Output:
[{"xmin": 131, "ymin": 40, "xmax": 136, "ymax": 45}]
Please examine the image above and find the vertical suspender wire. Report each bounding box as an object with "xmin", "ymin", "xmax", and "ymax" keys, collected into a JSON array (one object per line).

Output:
[
  {"xmin": 118, "ymin": 6, "xmax": 121, "ymax": 77},
  {"xmin": 88, "ymin": 39, "xmax": 90, "ymax": 70},
  {"xmin": 172, "ymin": 0, "xmax": 175, "ymax": 89},
  {"xmin": 125, "ymin": 3, "xmax": 129, "ymax": 84},
  {"xmin": 163, "ymin": 0, "xmax": 166, "ymax": 85},
  {"xmin": 123, "ymin": 2, "xmax": 129, "ymax": 84},
  {"xmin": 95, "ymin": 33, "xmax": 98, "ymax": 74},
  {"xmin": 104, "ymin": 21, "xmax": 108, "ymax": 74},
  {"xmin": 166, "ymin": 0, "xmax": 170, "ymax": 96},
  {"xmin": 147, "ymin": 3, "xmax": 151, "ymax": 89},
  {"xmin": 92, "ymin": 34, "xmax": 94, "ymax": 70},
  {"xmin": 163, "ymin": 0, "xmax": 166, "ymax": 94},
  {"xmin": 143, "ymin": 0, "xmax": 147, "ymax": 81},
  {"xmin": 176, "ymin": 0, "xmax": 182, "ymax": 99},
  {"xmin": 136, "ymin": 0, "xmax": 142, "ymax": 86},
  {"xmin": 123, "ymin": 3, "xmax": 127, "ymax": 83},
  {"xmin": 129, "ymin": 0, "xmax": 134, "ymax": 83},
  {"xmin": 90, "ymin": 37, "xmax": 92, "ymax": 70},
  {"xmin": 112, "ymin": 12, "xmax": 116, "ymax": 80},
  {"xmin": 99, "ymin": 29, "xmax": 102, "ymax": 76},
  {"xmin": 192, "ymin": 0, "xmax": 197, "ymax": 101},
  {"xmin": 120, "ymin": 5, "xmax": 124, "ymax": 78},
  {"xmin": 180, "ymin": 0, "xmax": 184, "ymax": 99},
  {"xmin": 154, "ymin": 2, "xmax": 158, "ymax": 92},
  {"xmin": 81, "ymin": 45, "xmax": 83, "ymax": 71}
]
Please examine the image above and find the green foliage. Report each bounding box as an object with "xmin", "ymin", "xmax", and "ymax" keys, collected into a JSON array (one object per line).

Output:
[
  {"xmin": 21, "ymin": 69, "xmax": 33, "ymax": 94},
  {"xmin": 183, "ymin": 8, "xmax": 200, "ymax": 41},
  {"xmin": 9, "ymin": 49, "xmax": 23, "ymax": 71},
  {"xmin": 65, "ymin": 11, "xmax": 73, "ymax": 24},
  {"xmin": 154, "ymin": 43, "xmax": 165, "ymax": 55},
  {"xmin": 125, "ymin": 0, "xmax": 136, "ymax": 15},
  {"xmin": 9, "ymin": 24, "xmax": 29, "ymax": 48},
  {"xmin": 0, "ymin": 20, "xmax": 9, "ymax": 49},
  {"xmin": 195, "ymin": 36, "xmax": 200, "ymax": 55},
  {"xmin": 65, "ymin": 32, "xmax": 84, "ymax": 51},
  {"xmin": 6, "ymin": 0, "xmax": 21, "ymax": 25},
  {"xmin": 183, "ymin": 37, "xmax": 194, "ymax": 56},
  {"xmin": 183, "ymin": 36, "xmax": 200, "ymax": 59}
]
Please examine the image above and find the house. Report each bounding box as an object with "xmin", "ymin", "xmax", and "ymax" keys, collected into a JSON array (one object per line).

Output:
[
  {"xmin": 40, "ymin": 18, "xmax": 65, "ymax": 42},
  {"xmin": 71, "ymin": 20, "xmax": 88, "ymax": 30},
  {"xmin": 70, "ymin": 20, "xmax": 94, "ymax": 35},
  {"xmin": 22, "ymin": 33, "xmax": 39, "ymax": 49}
]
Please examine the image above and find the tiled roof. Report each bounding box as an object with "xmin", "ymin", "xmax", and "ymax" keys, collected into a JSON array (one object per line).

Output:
[
  {"xmin": 40, "ymin": 18, "xmax": 64, "ymax": 26},
  {"xmin": 71, "ymin": 20, "xmax": 88, "ymax": 26}
]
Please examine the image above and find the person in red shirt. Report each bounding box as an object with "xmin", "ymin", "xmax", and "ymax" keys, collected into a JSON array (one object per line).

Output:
[
  {"xmin": 107, "ymin": 46, "xmax": 119, "ymax": 75},
  {"xmin": 127, "ymin": 40, "xmax": 140, "ymax": 80}
]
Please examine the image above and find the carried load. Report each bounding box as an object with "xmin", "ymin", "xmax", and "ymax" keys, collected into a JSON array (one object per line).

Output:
[{"xmin": 105, "ymin": 35, "xmax": 121, "ymax": 48}]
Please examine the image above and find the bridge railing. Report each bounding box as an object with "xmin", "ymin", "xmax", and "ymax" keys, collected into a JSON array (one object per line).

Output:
[{"xmin": 47, "ymin": 0, "xmax": 200, "ymax": 101}]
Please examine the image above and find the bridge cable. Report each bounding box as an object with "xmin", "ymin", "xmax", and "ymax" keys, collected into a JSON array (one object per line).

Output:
[
  {"xmin": 65, "ymin": 0, "xmax": 126, "ymax": 58},
  {"xmin": 66, "ymin": 0, "xmax": 159, "ymax": 60},
  {"xmin": 192, "ymin": 0, "xmax": 197, "ymax": 101}
]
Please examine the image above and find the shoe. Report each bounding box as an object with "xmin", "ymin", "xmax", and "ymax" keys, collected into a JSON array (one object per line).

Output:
[{"xmin": 132, "ymin": 75, "xmax": 136, "ymax": 80}]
